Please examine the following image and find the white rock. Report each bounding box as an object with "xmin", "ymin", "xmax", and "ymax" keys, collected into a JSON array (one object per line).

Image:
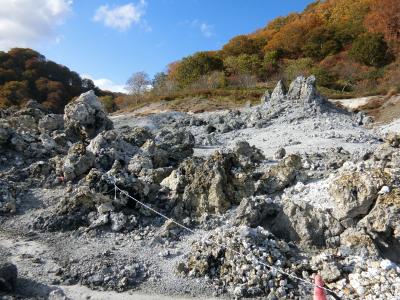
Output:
[
  {"xmin": 378, "ymin": 186, "xmax": 390, "ymax": 195},
  {"xmin": 97, "ymin": 202, "xmax": 114, "ymax": 214},
  {"xmin": 380, "ymin": 259, "xmax": 396, "ymax": 270}
]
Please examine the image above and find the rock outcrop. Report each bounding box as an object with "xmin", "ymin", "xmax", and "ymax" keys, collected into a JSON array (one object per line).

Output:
[
  {"xmin": 162, "ymin": 142, "xmax": 261, "ymax": 218},
  {"xmin": 64, "ymin": 90, "xmax": 113, "ymax": 141}
]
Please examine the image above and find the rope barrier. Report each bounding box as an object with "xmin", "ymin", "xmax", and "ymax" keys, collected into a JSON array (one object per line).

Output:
[{"xmin": 107, "ymin": 175, "xmax": 342, "ymax": 299}]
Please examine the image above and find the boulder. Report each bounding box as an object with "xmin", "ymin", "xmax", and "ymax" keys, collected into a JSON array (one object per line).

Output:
[
  {"xmin": 274, "ymin": 147, "xmax": 286, "ymax": 160},
  {"xmin": 166, "ymin": 151, "xmax": 255, "ymax": 217},
  {"xmin": 233, "ymin": 140, "xmax": 265, "ymax": 166},
  {"xmin": 358, "ymin": 189, "xmax": 400, "ymax": 263},
  {"xmin": 64, "ymin": 90, "xmax": 113, "ymax": 141},
  {"xmin": 0, "ymin": 123, "xmax": 11, "ymax": 146},
  {"xmin": 270, "ymin": 80, "xmax": 286, "ymax": 104},
  {"xmin": 232, "ymin": 196, "xmax": 279, "ymax": 227},
  {"xmin": 128, "ymin": 154, "xmax": 153, "ymax": 174},
  {"xmin": 271, "ymin": 200, "xmax": 343, "ymax": 248},
  {"xmin": 38, "ymin": 114, "xmax": 64, "ymax": 133},
  {"xmin": 256, "ymin": 154, "xmax": 302, "ymax": 194},
  {"xmin": 87, "ymin": 130, "xmax": 139, "ymax": 171},
  {"xmin": 155, "ymin": 129, "xmax": 195, "ymax": 166},
  {"xmin": 0, "ymin": 262, "xmax": 17, "ymax": 293},
  {"xmin": 329, "ymin": 169, "xmax": 389, "ymax": 221},
  {"xmin": 120, "ymin": 126, "xmax": 153, "ymax": 147},
  {"xmin": 62, "ymin": 142, "xmax": 95, "ymax": 181},
  {"xmin": 0, "ymin": 180, "xmax": 16, "ymax": 214}
]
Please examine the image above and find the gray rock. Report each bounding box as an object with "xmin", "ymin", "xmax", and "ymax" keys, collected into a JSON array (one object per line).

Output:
[
  {"xmin": 87, "ymin": 130, "xmax": 139, "ymax": 171},
  {"xmin": 329, "ymin": 169, "xmax": 388, "ymax": 221},
  {"xmin": 0, "ymin": 180, "xmax": 16, "ymax": 214},
  {"xmin": 110, "ymin": 212, "xmax": 128, "ymax": 232},
  {"xmin": 168, "ymin": 151, "xmax": 255, "ymax": 218},
  {"xmin": 261, "ymin": 90, "xmax": 271, "ymax": 105},
  {"xmin": 38, "ymin": 114, "xmax": 64, "ymax": 133},
  {"xmin": 233, "ymin": 196, "xmax": 279, "ymax": 227},
  {"xmin": 256, "ymin": 154, "xmax": 302, "ymax": 194},
  {"xmin": 274, "ymin": 147, "xmax": 286, "ymax": 160},
  {"xmin": 62, "ymin": 142, "xmax": 95, "ymax": 181},
  {"xmin": 270, "ymin": 80, "xmax": 286, "ymax": 104},
  {"xmin": 64, "ymin": 90, "xmax": 113, "ymax": 141},
  {"xmin": 0, "ymin": 262, "xmax": 17, "ymax": 292}
]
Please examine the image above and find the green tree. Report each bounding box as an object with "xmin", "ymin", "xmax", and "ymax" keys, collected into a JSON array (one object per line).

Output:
[
  {"xmin": 152, "ymin": 72, "xmax": 168, "ymax": 90},
  {"xmin": 224, "ymin": 54, "xmax": 262, "ymax": 77},
  {"xmin": 283, "ymin": 58, "xmax": 314, "ymax": 82},
  {"xmin": 303, "ymin": 27, "xmax": 342, "ymax": 59},
  {"xmin": 173, "ymin": 52, "xmax": 223, "ymax": 88},
  {"xmin": 349, "ymin": 33, "xmax": 389, "ymax": 67}
]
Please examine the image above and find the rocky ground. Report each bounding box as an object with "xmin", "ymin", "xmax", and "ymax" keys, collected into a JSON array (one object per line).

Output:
[{"xmin": 1, "ymin": 76, "xmax": 400, "ymax": 300}]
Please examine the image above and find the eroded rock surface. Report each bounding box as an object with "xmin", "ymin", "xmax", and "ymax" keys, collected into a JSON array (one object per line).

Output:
[{"xmin": 1, "ymin": 79, "xmax": 400, "ymax": 299}]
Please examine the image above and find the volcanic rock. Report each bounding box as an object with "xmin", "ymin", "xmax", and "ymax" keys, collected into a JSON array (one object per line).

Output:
[{"xmin": 64, "ymin": 90, "xmax": 113, "ymax": 141}]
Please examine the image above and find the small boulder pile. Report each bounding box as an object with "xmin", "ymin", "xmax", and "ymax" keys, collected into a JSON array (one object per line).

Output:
[
  {"xmin": 179, "ymin": 226, "xmax": 310, "ymax": 299},
  {"xmin": 59, "ymin": 251, "xmax": 149, "ymax": 292}
]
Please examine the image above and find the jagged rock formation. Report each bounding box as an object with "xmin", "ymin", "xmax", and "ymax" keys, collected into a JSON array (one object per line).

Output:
[
  {"xmin": 64, "ymin": 90, "xmax": 113, "ymax": 141},
  {"xmin": 264, "ymin": 75, "xmax": 326, "ymax": 112},
  {"xmin": 162, "ymin": 141, "xmax": 262, "ymax": 218}
]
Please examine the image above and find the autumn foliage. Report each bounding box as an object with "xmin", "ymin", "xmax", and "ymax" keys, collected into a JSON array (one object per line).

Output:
[
  {"xmin": 162, "ymin": 0, "xmax": 400, "ymax": 96},
  {"xmin": 0, "ymin": 48, "xmax": 115, "ymax": 112}
]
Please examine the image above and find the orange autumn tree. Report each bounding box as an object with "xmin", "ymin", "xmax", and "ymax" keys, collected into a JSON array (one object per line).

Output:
[{"xmin": 365, "ymin": 0, "xmax": 400, "ymax": 45}]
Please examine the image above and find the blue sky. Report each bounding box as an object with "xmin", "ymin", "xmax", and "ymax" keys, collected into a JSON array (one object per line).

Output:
[{"xmin": 0, "ymin": 0, "xmax": 313, "ymax": 92}]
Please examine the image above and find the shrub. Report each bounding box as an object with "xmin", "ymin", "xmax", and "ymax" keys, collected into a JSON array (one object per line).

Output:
[
  {"xmin": 224, "ymin": 54, "xmax": 262, "ymax": 77},
  {"xmin": 99, "ymin": 95, "xmax": 116, "ymax": 113},
  {"xmin": 172, "ymin": 52, "xmax": 223, "ymax": 88},
  {"xmin": 302, "ymin": 27, "xmax": 342, "ymax": 59},
  {"xmin": 349, "ymin": 33, "xmax": 390, "ymax": 67},
  {"xmin": 310, "ymin": 66, "xmax": 336, "ymax": 88},
  {"xmin": 228, "ymin": 74, "xmax": 258, "ymax": 88},
  {"xmin": 283, "ymin": 58, "xmax": 314, "ymax": 82}
]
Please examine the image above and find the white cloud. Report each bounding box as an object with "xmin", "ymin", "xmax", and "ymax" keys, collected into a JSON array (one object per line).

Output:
[
  {"xmin": 186, "ymin": 19, "xmax": 215, "ymax": 38},
  {"xmin": 82, "ymin": 74, "xmax": 126, "ymax": 93},
  {"xmin": 0, "ymin": 0, "xmax": 72, "ymax": 50},
  {"xmin": 199, "ymin": 22, "xmax": 215, "ymax": 38},
  {"xmin": 93, "ymin": 1, "xmax": 148, "ymax": 31}
]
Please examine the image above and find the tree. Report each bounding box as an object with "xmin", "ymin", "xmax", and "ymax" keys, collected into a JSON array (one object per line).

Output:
[
  {"xmin": 152, "ymin": 72, "xmax": 168, "ymax": 90},
  {"xmin": 264, "ymin": 13, "xmax": 323, "ymax": 57},
  {"xmin": 125, "ymin": 71, "xmax": 151, "ymax": 95},
  {"xmin": 171, "ymin": 52, "xmax": 223, "ymax": 88},
  {"xmin": 349, "ymin": 33, "xmax": 389, "ymax": 67},
  {"xmin": 224, "ymin": 54, "xmax": 262, "ymax": 77},
  {"xmin": 283, "ymin": 58, "xmax": 314, "ymax": 82},
  {"xmin": 0, "ymin": 81, "xmax": 29, "ymax": 106},
  {"xmin": 222, "ymin": 35, "xmax": 260, "ymax": 57},
  {"xmin": 365, "ymin": 0, "xmax": 400, "ymax": 43},
  {"xmin": 302, "ymin": 27, "xmax": 342, "ymax": 59},
  {"xmin": 82, "ymin": 78, "xmax": 96, "ymax": 90}
]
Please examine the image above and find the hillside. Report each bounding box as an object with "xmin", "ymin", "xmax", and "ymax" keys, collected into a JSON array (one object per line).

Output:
[
  {"xmin": 155, "ymin": 0, "xmax": 399, "ymax": 100},
  {"xmin": 0, "ymin": 48, "xmax": 117, "ymax": 113}
]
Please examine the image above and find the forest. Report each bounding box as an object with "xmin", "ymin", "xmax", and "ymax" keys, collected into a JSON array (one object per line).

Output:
[
  {"xmin": 0, "ymin": 0, "xmax": 399, "ymax": 112},
  {"xmin": 0, "ymin": 48, "xmax": 117, "ymax": 113},
  {"xmin": 151, "ymin": 0, "xmax": 399, "ymax": 101}
]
